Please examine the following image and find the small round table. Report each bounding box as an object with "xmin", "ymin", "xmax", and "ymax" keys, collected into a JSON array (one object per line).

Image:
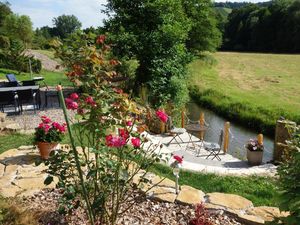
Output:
[{"xmin": 185, "ymin": 124, "xmax": 208, "ymax": 156}]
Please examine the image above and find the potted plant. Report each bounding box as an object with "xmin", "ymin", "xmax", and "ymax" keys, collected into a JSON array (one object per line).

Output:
[
  {"xmin": 34, "ymin": 116, "xmax": 67, "ymax": 159},
  {"xmin": 245, "ymin": 139, "xmax": 264, "ymax": 166}
]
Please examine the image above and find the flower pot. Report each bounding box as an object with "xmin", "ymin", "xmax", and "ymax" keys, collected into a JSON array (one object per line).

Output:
[
  {"xmin": 247, "ymin": 149, "xmax": 263, "ymax": 166},
  {"xmin": 37, "ymin": 142, "xmax": 58, "ymax": 159}
]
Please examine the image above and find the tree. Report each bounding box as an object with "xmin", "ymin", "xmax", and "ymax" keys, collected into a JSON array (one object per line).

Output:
[
  {"xmin": 2, "ymin": 14, "xmax": 33, "ymax": 44},
  {"xmin": 183, "ymin": 0, "xmax": 222, "ymax": 53},
  {"xmin": 104, "ymin": 0, "xmax": 192, "ymax": 107},
  {"xmin": 52, "ymin": 14, "xmax": 82, "ymax": 39},
  {"xmin": 0, "ymin": 1, "xmax": 11, "ymax": 27}
]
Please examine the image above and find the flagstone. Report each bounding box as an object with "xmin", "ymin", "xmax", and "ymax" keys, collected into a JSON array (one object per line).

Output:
[{"xmin": 207, "ymin": 192, "xmax": 253, "ymax": 211}]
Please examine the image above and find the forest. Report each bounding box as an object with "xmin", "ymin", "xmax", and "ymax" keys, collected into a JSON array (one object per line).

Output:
[{"xmin": 218, "ymin": 0, "xmax": 300, "ymax": 53}]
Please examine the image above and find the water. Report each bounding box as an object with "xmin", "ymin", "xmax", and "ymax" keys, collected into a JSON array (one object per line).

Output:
[{"xmin": 187, "ymin": 102, "xmax": 274, "ymax": 162}]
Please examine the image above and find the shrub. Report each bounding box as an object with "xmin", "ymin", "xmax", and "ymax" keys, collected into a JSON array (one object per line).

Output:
[
  {"xmin": 47, "ymin": 33, "xmax": 167, "ymax": 225},
  {"xmin": 189, "ymin": 203, "xmax": 213, "ymax": 225},
  {"xmin": 275, "ymin": 126, "xmax": 300, "ymax": 224},
  {"xmin": 0, "ymin": 38, "xmax": 42, "ymax": 73}
]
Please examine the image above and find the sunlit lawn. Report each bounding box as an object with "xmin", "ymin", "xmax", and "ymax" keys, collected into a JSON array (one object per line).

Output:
[{"xmin": 0, "ymin": 68, "xmax": 72, "ymax": 87}]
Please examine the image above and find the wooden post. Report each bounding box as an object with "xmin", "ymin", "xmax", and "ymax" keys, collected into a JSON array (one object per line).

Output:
[
  {"xmin": 274, "ymin": 119, "xmax": 296, "ymax": 162},
  {"xmin": 199, "ymin": 112, "xmax": 205, "ymax": 140},
  {"xmin": 223, "ymin": 122, "xmax": 230, "ymax": 153},
  {"xmin": 257, "ymin": 134, "xmax": 263, "ymax": 145},
  {"xmin": 181, "ymin": 109, "xmax": 185, "ymax": 128}
]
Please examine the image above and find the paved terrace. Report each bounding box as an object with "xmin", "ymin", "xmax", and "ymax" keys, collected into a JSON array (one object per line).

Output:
[{"xmin": 143, "ymin": 131, "xmax": 277, "ymax": 176}]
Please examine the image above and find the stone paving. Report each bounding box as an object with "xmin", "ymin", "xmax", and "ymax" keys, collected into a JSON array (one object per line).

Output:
[
  {"xmin": 0, "ymin": 146, "xmax": 287, "ymax": 225},
  {"xmin": 144, "ymin": 131, "xmax": 277, "ymax": 176}
]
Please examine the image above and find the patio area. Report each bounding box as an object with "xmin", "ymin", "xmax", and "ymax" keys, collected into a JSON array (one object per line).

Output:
[{"xmin": 144, "ymin": 131, "xmax": 277, "ymax": 176}]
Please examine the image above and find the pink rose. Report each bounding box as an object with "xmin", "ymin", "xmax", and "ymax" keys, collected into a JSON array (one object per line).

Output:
[
  {"xmin": 85, "ymin": 96, "xmax": 96, "ymax": 107},
  {"xmin": 41, "ymin": 116, "xmax": 51, "ymax": 124},
  {"xmin": 105, "ymin": 135, "xmax": 126, "ymax": 148},
  {"xmin": 70, "ymin": 93, "xmax": 79, "ymax": 100},
  {"xmin": 118, "ymin": 128, "xmax": 129, "ymax": 140},
  {"xmin": 126, "ymin": 120, "xmax": 133, "ymax": 126},
  {"xmin": 131, "ymin": 137, "xmax": 141, "ymax": 148},
  {"xmin": 156, "ymin": 110, "xmax": 168, "ymax": 123},
  {"xmin": 66, "ymin": 101, "xmax": 78, "ymax": 110},
  {"xmin": 173, "ymin": 155, "xmax": 183, "ymax": 164}
]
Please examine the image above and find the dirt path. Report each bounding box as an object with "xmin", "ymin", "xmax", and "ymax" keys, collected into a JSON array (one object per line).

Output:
[{"xmin": 26, "ymin": 49, "xmax": 64, "ymax": 72}]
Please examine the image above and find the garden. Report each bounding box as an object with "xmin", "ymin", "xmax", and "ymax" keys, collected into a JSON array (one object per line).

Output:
[{"xmin": 0, "ymin": 0, "xmax": 300, "ymax": 224}]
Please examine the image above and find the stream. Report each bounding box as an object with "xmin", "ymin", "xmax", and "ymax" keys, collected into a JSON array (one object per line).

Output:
[{"xmin": 187, "ymin": 102, "xmax": 274, "ymax": 162}]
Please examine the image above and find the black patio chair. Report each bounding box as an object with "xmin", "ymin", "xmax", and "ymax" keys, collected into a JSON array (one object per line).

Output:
[
  {"xmin": 205, "ymin": 129, "xmax": 223, "ymax": 161},
  {"xmin": 0, "ymin": 91, "xmax": 20, "ymax": 113},
  {"xmin": 17, "ymin": 89, "xmax": 40, "ymax": 113}
]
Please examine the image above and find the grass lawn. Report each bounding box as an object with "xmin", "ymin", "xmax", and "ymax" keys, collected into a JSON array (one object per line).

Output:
[
  {"xmin": 152, "ymin": 163, "xmax": 278, "ymax": 207},
  {"xmin": 189, "ymin": 52, "xmax": 300, "ymax": 135},
  {"xmin": 0, "ymin": 68, "xmax": 72, "ymax": 87}
]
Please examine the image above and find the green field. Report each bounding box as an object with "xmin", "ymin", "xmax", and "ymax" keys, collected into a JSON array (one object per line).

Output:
[
  {"xmin": 0, "ymin": 68, "xmax": 72, "ymax": 87},
  {"xmin": 189, "ymin": 52, "xmax": 300, "ymax": 135}
]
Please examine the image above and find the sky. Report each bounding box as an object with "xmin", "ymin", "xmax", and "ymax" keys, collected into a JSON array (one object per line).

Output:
[{"xmin": 9, "ymin": 0, "xmax": 270, "ymax": 29}]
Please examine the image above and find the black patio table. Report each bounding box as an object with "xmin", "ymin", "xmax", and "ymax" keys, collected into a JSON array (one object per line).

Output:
[
  {"xmin": 0, "ymin": 86, "xmax": 41, "ymax": 113},
  {"xmin": 0, "ymin": 85, "xmax": 39, "ymax": 92}
]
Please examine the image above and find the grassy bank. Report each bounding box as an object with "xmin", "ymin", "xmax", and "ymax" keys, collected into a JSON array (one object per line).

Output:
[
  {"xmin": 189, "ymin": 52, "xmax": 300, "ymax": 136},
  {"xmin": 151, "ymin": 163, "xmax": 278, "ymax": 207},
  {"xmin": 0, "ymin": 68, "xmax": 72, "ymax": 87}
]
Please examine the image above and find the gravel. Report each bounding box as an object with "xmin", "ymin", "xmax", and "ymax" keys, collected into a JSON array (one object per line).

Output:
[{"xmin": 21, "ymin": 189, "xmax": 242, "ymax": 225}]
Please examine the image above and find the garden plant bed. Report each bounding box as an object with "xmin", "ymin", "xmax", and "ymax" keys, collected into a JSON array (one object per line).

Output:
[{"xmin": 14, "ymin": 189, "xmax": 241, "ymax": 225}]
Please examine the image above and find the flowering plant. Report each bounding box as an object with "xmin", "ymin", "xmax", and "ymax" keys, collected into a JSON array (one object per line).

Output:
[
  {"xmin": 170, "ymin": 154, "xmax": 184, "ymax": 168},
  {"xmin": 46, "ymin": 33, "xmax": 165, "ymax": 225},
  {"xmin": 245, "ymin": 139, "xmax": 264, "ymax": 151},
  {"xmin": 156, "ymin": 110, "xmax": 168, "ymax": 123},
  {"xmin": 34, "ymin": 116, "xmax": 66, "ymax": 143}
]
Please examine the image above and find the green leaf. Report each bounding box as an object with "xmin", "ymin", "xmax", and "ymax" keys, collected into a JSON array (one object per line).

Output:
[{"xmin": 44, "ymin": 176, "xmax": 54, "ymax": 185}]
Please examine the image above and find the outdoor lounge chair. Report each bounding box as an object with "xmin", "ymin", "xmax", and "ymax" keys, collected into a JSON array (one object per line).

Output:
[
  {"xmin": 205, "ymin": 129, "xmax": 223, "ymax": 161},
  {"xmin": 6, "ymin": 74, "xmax": 36, "ymax": 86}
]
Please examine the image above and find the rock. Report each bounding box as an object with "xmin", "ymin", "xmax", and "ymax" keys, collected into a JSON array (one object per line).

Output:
[
  {"xmin": 0, "ymin": 163, "xmax": 5, "ymax": 177},
  {"xmin": 207, "ymin": 192, "xmax": 253, "ymax": 211},
  {"xmin": 237, "ymin": 214, "xmax": 264, "ymax": 225},
  {"xmin": 4, "ymin": 121, "xmax": 21, "ymax": 131},
  {"xmin": 149, "ymin": 186, "xmax": 177, "ymax": 203},
  {"xmin": 0, "ymin": 185, "xmax": 23, "ymax": 198},
  {"xmin": 3, "ymin": 164, "xmax": 19, "ymax": 176},
  {"xmin": 18, "ymin": 145, "xmax": 36, "ymax": 151},
  {"xmin": 247, "ymin": 206, "xmax": 289, "ymax": 222},
  {"xmin": 13, "ymin": 176, "xmax": 56, "ymax": 190},
  {"xmin": 0, "ymin": 112, "xmax": 6, "ymax": 122},
  {"xmin": 0, "ymin": 149, "xmax": 19, "ymax": 161},
  {"xmin": 176, "ymin": 185, "xmax": 205, "ymax": 205}
]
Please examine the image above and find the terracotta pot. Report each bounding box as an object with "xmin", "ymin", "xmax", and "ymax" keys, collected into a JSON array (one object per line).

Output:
[
  {"xmin": 37, "ymin": 142, "xmax": 58, "ymax": 159},
  {"xmin": 247, "ymin": 149, "xmax": 263, "ymax": 166}
]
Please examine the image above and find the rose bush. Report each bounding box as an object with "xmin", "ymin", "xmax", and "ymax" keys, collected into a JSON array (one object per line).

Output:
[{"xmin": 45, "ymin": 33, "xmax": 167, "ymax": 225}]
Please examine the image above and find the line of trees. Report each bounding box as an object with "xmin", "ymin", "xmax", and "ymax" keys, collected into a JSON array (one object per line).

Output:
[{"xmin": 222, "ymin": 0, "xmax": 300, "ymax": 53}]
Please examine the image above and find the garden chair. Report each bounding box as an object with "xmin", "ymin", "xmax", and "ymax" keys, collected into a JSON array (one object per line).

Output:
[
  {"xmin": 6, "ymin": 74, "xmax": 21, "ymax": 86},
  {"xmin": 0, "ymin": 91, "xmax": 20, "ymax": 113},
  {"xmin": 166, "ymin": 116, "xmax": 186, "ymax": 147},
  {"xmin": 17, "ymin": 88, "xmax": 40, "ymax": 113},
  {"xmin": 205, "ymin": 129, "xmax": 223, "ymax": 161}
]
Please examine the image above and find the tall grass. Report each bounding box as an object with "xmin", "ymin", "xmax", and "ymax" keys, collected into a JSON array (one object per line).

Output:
[{"xmin": 188, "ymin": 52, "xmax": 300, "ymax": 136}]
